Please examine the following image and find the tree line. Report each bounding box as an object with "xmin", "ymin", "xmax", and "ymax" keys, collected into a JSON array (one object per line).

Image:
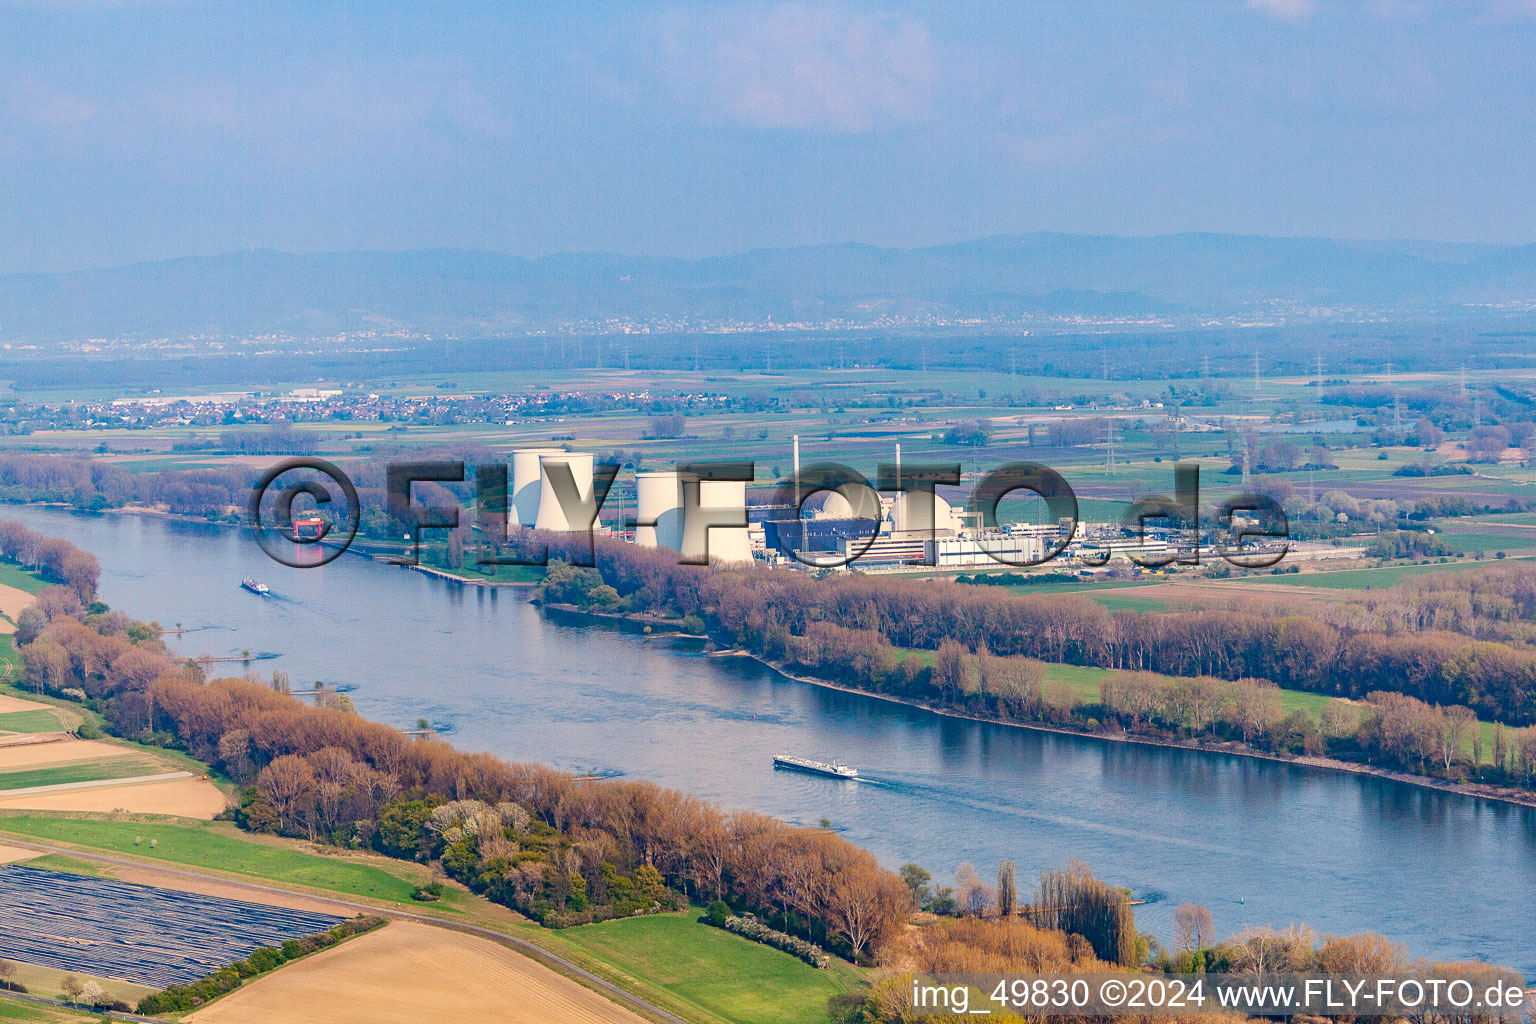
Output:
[
  {"xmin": 529, "ymin": 533, "xmax": 1536, "ymax": 727},
  {"xmin": 528, "ymin": 538, "xmax": 1536, "ymax": 788},
  {"xmin": 1, "ymin": 545, "xmax": 909, "ymax": 962},
  {"xmin": 1, "ymin": 522, "xmax": 1525, "ymax": 1009},
  {"xmin": 0, "ymin": 519, "xmax": 99, "ymax": 601}
]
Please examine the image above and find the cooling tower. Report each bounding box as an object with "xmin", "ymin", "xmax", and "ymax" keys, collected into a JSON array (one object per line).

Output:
[
  {"xmin": 535, "ymin": 451, "xmax": 596, "ymax": 532},
  {"xmin": 635, "ymin": 471, "xmax": 686, "ymax": 551},
  {"xmin": 681, "ymin": 478, "xmax": 753, "ymax": 565},
  {"xmin": 511, "ymin": 448, "xmax": 563, "ymax": 527}
]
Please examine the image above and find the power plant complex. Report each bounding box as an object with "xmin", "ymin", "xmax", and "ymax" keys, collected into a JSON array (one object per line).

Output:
[{"xmin": 504, "ymin": 442, "xmax": 1054, "ymax": 571}]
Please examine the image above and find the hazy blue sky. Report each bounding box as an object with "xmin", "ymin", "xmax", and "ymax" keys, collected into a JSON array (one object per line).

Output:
[{"xmin": 2, "ymin": 1, "xmax": 1534, "ymax": 272}]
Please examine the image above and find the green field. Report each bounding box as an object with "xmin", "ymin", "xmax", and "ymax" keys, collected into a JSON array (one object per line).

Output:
[
  {"xmin": 0, "ymin": 562, "xmax": 49, "ymax": 596},
  {"xmin": 1437, "ymin": 530, "xmax": 1536, "ymax": 554},
  {"xmin": 1088, "ymin": 592, "xmax": 1173, "ymax": 612},
  {"xmin": 0, "ymin": 709, "xmax": 64, "ymax": 734},
  {"xmin": 1241, "ymin": 561, "xmax": 1500, "ymax": 590},
  {"xmin": 538, "ymin": 912, "xmax": 863, "ymax": 1024},
  {"xmin": 0, "ymin": 637, "xmax": 21, "ymax": 678},
  {"xmin": 0, "ymin": 816, "xmax": 422, "ymax": 904},
  {"xmin": 0, "ymin": 995, "xmax": 105, "ymax": 1023},
  {"xmin": 0, "ymin": 755, "xmax": 166, "ymax": 791}
]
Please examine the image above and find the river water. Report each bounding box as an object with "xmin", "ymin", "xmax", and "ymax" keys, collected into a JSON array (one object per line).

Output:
[{"xmin": 6, "ymin": 506, "xmax": 1533, "ymax": 975}]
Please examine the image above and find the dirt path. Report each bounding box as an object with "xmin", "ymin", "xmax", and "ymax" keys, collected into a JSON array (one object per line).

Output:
[{"xmin": 187, "ymin": 922, "xmax": 651, "ymax": 1024}]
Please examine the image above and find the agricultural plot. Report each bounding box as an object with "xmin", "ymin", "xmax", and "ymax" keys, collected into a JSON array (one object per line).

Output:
[
  {"xmin": 0, "ymin": 584, "xmax": 35, "ymax": 636},
  {"xmin": 0, "ymin": 711, "xmax": 64, "ymax": 735},
  {"xmin": 0, "ymin": 755, "xmax": 166, "ymax": 791},
  {"xmin": 0, "ymin": 776, "xmax": 228, "ymax": 818},
  {"xmin": 186, "ymin": 921, "xmax": 650, "ymax": 1024},
  {"xmin": 0, "ymin": 864, "xmax": 345, "ymax": 988},
  {"xmin": 0, "ymin": 695, "xmax": 51, "ymax": 716}
]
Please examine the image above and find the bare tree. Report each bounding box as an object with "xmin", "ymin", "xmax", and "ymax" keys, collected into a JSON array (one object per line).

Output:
[
  {"xmin": 1317, "ymin": 932, "xmax": 1408, "ymax": 973},
  {"xmin": 1173, "ymin": 903, "xmax": 1214, "ymax": 952},
  {"xmin": 1228, "ymin": 925, "xmax": 1317, "ymax": 973},
  {"xmin": 955, "ymin": 862, "xmax": 992, "ymax": 917},
  {"xmin": 60, "ymin": 975, "xmax": 84, "ymax": 1004},
  {"xmin": 1319, "ymin": 698, "xmax": 1360, "ymax": 740},
  {"xmin": 1438, "ymin": 705, "xmax": 1478, "ymax": 773}
]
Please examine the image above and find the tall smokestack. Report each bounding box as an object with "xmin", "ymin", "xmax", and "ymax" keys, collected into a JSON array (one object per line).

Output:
[{"xmin": 794, "ymin": 435, "xmax": 803, "ymax": 558}]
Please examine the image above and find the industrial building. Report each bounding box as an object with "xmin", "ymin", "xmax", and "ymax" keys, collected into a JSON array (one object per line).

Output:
[{"xmin": 506, "ymin": 443, "xmax": 1211, "ymax": 574}]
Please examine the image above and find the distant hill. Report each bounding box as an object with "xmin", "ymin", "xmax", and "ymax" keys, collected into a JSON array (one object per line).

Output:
[{"xmin": 1, "ymin": 232, "xmax": 1533, "ymax": 342}]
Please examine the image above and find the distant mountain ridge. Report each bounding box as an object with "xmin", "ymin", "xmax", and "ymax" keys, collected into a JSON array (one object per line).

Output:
[{"xmin": 1, "ymin": 232, "xmax": 1533, "ymax": 342}]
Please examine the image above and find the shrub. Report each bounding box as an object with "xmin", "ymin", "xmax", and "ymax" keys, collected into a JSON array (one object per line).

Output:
[
  {"xmin": 412, "ymin": 881, "xmax": 444, "ymax": 902},
  {"xmin": 706, "ymin": 899, "xmax": 731, "ymax": 928},
  {"xmin": 720, "ymin": 914, "xmax": 830, "ymax": 968}
]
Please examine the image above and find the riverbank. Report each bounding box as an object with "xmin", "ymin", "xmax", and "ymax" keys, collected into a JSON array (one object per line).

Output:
[
  {"xmin": 12, "ymin": 498, "xmax": 1536, "ymax": 812},
  {"xmin": 537, "ymin": 602, "xmax": 706, "ymax": 636},
  {"xmin": 738, "ymin": 652, "xmax": 1536, "ymax": 812}
]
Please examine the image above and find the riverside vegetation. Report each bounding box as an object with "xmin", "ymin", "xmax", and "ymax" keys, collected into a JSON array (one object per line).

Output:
[
  {"xmin": 1, "ymin": 520, "xmax": 1523, "ymax": 1024},
  {"xmin": 527, "ymin": 536, "xmax": 1536, "ymax": 794}
]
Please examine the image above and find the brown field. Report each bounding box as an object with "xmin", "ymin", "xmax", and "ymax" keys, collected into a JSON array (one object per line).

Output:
[
  {"xmin": 0, "ymin": 692, "xmax": 51, "ymax": 714},
  {"xmin": 0, "ymin": 775, "xmax": 228, "ymax": 817},
  {"xmin": 0, "ymin": 841, "xmax": 40, "ymax": 863},
  {"xmin": 0, "ymin": 738, "xmax": 135, "ymax": 770},
  {"xmin": 0, "ymin": 582, "xmax": 34, "ymax": 634},
  {"xmin": 87, "ymin": 861, "xmax": 349, "ymax": 915},
  {"xmin": 186, "ymin": 921, "xmax": 649, "ymax": 1024}
]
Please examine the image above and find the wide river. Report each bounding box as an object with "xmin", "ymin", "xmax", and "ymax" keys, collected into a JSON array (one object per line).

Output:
[{"xmin": 6, "ymin": 507, "xmax": 1534, "ymax": 974}]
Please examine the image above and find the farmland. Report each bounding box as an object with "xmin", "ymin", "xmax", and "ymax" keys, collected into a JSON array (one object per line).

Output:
[
  {"xmin": 0, "ymin": 816, "xmax": 430, "ymax": 905},
  {"xmin": 0, "ymin": 863, "xmax": 344, "ymax": 987},
  {"xmin": 184, "ymin": 921, "xmax": 650, "ymax": 1024},
  {"xmin": 535, "ymin": 912, "xmax": 865, "ymax": 1024}
]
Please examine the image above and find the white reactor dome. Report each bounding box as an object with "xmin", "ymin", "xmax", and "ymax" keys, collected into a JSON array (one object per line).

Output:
[
  {"xmin": 890, "ymin": 491, "xmax": 961, "ymax": 535},
  {"xmin": 810, "ymin": 487, "xmax": 880, "ymax": 521}
]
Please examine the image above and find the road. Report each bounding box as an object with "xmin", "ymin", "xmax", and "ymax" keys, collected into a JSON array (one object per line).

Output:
[{"xmin": 0, "ymin": 836, "xmax": 690, "ymax": 1024}]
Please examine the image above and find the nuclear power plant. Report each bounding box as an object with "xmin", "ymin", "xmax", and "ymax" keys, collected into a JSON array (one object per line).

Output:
[
  {"xmin": 512, "ymin": 449, "xmax": 755, "ymax": 566},
  {"xmin": 505, "ymin": 442, "xmax": 1092, "ymax": 570}
]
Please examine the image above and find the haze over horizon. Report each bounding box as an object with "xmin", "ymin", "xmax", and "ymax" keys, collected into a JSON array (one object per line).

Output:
[{"xmin": 3, "ymin": 1, "xmax": 1534, "ymax": 274}]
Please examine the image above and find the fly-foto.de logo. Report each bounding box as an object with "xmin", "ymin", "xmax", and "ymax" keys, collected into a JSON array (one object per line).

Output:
[{"xmin": 246, "ymin": 454, "xmax": 1289, "ymax": 571}]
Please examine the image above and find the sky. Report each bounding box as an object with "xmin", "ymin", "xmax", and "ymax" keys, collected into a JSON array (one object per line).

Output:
[{"xmin": 1, "ymin": 0, "xmax": 1534, "ymax": 273}]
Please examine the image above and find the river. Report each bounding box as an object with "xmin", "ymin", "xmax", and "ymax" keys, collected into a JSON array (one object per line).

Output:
[{"xmin": 5, "ymin": 506, "xmax": 1533, "ymax": 975}]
